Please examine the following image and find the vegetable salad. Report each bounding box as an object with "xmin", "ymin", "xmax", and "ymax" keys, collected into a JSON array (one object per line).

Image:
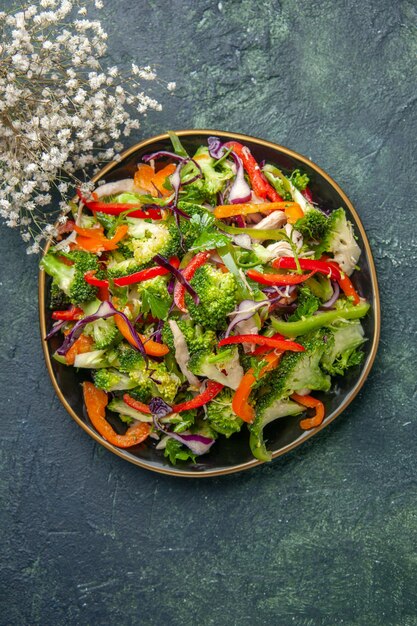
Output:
[{"xmin": 41, "ymin": 133, "xmax": 370, "ymax": 464}]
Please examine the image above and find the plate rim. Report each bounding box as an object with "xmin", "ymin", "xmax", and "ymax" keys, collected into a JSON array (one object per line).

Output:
[{"xmin": 38, "ymin": 129, "xmax": 381, "ymax": 478}]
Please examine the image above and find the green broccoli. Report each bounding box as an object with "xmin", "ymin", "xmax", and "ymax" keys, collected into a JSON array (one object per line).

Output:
[
  {"xmin": 188, "ymin": 347, "xmax": 244, "ymax": 390},
  {"xmin": 161, "ymin": 318, "xmax": 217, "ymax": 355},
  {"xmin": 258, "ymin": 330, "xmax": 331, "ymax": 397},
  {"xmin": 206, "ymin": 388, "xmax": 243, "ymax": 438},
  {"xmin": 41, "ymin": 250, "xmax": 100, "ymax": 305},
  {"xmin": 249, "ymin": 398, "xmax": 304, "ymax": 461},
  {"xmin": 118, "ymin": 345, "xmax": 181, "ymax": 403},
  {"xmin": 185, "ymin": 264, "xmax": 238, "ymax": 330},
  {"xmin": 49, "ymin": 281, "xmax": 71, "ymax": 310},
  {"xmin": 191, "ymin": 146, "xmax": 234, "ymax": 195},
  {"xmin": 288, "ymin": 285, "xmax": 320, "ymax": 322},
  {"xmin": 290, "ymin": 169, "xmax": 310, "ymax": 191},
  {"xmin": 93, "ymin": 368, "xmax": 137, "ymax": 392},
  {"xmin": 137, "ymin": 275, "xmax": 172, "ymax": 320},
  {"xmin": 84, "ymin": 317, "xmax": 121, "ymax": 349},
  {"xmin": 321, "ymin": 321, "xmax": 365, "ymax": 376},
  {"xmin": 315, "ymin": 208, "xmax": 361, "ymax": 275},
  {"xmin": 107, "ymin": 256, "xmax": 146, "ymax": 279},
  {"xmin": 126, "ymin": 217, "xmax": 181, "ymax": 266},
  {"xmin": 295, "ymin": 207, "xmax": 329, "ymax": 242}
]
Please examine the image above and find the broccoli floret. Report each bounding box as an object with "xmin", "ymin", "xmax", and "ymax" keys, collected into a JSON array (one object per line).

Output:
[
  {"xmin": 118, "ymin": 345, "xmax": 181, "ymax": 402},
  {"xmin": 179, "ymin": 180, "xmax": 217, "ymax": 205},
  {"xmin": 164, "ymin": 438, "xmax": 197, "ymax": 465},
  {"xmin": 137, "ymin": 275, "xmax": 172, "ymax": 320},
  {"xmin": 185, "ymin": 264, "xmax": 238, "ymax": 330},
  {"xmin": 84, "ymin": 317, "xmax": 121, "ymax": 349},
  {"xmin": 41, "ymin": 251, "xmax": 99, "ymax": 305},
  {"xmin": 161, "ymin": 318, "xmax": 217, "ymax": 355},
  {"xmin": 321, "ymin": 321, "xmax": 365, "ymax": 376},
  {"xmin": 49, "ymin": 281, "xmax": 71, "ymax": 310},
  {"xmin": 290, "ymin": 169, "xmax": 310, "ymax": 191},
  {"xmin": 206, "ymin": 389, "xmax": 243, "ymax": 438},
  {"xmin": 176, "ymin": 201, "xmax": 214, "ymax": 247},
  {"xmin": 315, "ymin": 208, "xmax": 361, "ymax": 276},
  {"xmin": 93, "ymin": 368, "xmax": 137, "ymax": 392},
  {"xmin": 189, "ymin": 347, "xmax": 244, "ymax": 390},
  {"xmin": 126, "ymin": 218, "xmax": 181, "ymax": 266},
  {"xmin": 288, "ymin": 285, "xmax": 320, "ymax": 322},
  {"xmin": 249, "ymin": 398, "xmax": 304, "ymax": 461},
  {"xmin": 259, "ymin": 330, "xmax": 331, "ymax": 397},
  {"xmin": 191, "ymin": 146, "xmax": 234, "ymax": 195},
  {"xmin": 295, "ymin": 207, "xmax": 329, "ymax": 242}
]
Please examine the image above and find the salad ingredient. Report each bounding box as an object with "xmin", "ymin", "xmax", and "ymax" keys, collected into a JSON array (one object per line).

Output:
[
  {"xmin": 173, "ymin": 250, "xmax": 212, "ymax": 312},
  {"xmin": 42, "ymin": 133, "xmax": 370, "ymax": 465},
  {"xmin": 291, "ymin": 393, "xmax": 325, "ymax": 430},
  {"xmin": 274, "ymin": 257, "xmax": 360, "ymax": 304},
  {"xmin": 214, "ymin": 201, "xmax": 301, "ymax": 219},
  {"xmin": 232, "ymin": 351, "xmax": 283, "ymax": 423},
  {"xmin": 218, "ymin": 334, "xmax": 305, "ymax": 353},
  {"xmin": 83, "ymin": 382, "xmax": 151, "ymax": 448},
  {"xmin": 224, "ymin": 141, "xmax": 282, "ymax": 201},
  {"xmin": 271, "ymin": 301, "xmax": 370, "ymax": 337},
  {"xmin": 246, "ymin": 268, "xmax": 317, "ymax": 286}
]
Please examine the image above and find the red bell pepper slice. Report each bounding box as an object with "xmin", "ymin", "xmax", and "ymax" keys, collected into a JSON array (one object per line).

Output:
[
  {"xmin": 173, "ymin": 250, "xmax": 212, "ymax": 312},
  {"xmin": 291, "ymin": 393, "xmax": 325, "ymax": 430},
  {"xmin": 273, "ymin": 257, "xmax": 360, "ymax": 305},
  {"xmin": 218, "ymin": 334, "xmax": 305, "ymax": 352},
  {"xmin": 173, "ymin": 381, "xmax": 224, "ymax": 413},
  {"xmin": 224, "ymin": 141, "xmax": 283, "ymax": 202},
  {"xmin": 251, "ymin": 333, "xmax": 286, "ymax": 355},
  {"xmin": 113, "ymin": 257, "xmax": 180, "ymax": 287},
  {"xmin": 123, "ymin": 394, "xmax": 152, "ymax": 414},
  {"xmin": 246, "ymin": 268, "xmax": 317, "ymax": 286},
  {"xmin": 76, "ymin": 189, "xmax": 162, "ymax": 220},
  {"xmin": 84, "ymin": 270, "xmax": 109, "ymax": 287},
  {"xmin": 51, "ymin": 306, "xmax": 84, "ymax": 321}
]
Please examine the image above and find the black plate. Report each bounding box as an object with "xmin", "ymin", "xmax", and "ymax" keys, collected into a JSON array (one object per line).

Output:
[{"xmin": 39, "ymin": 130, "xmax": 381, "ymax": 477}]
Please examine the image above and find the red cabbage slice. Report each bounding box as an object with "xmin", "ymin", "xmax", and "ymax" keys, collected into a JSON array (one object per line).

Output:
[
  {"xmin": 153, "ymin": 254, "xmax": 200, "ymax": 305},
  {"xmin": 56, "ymin": 300, "xmax": 147, "ymax": 359}
]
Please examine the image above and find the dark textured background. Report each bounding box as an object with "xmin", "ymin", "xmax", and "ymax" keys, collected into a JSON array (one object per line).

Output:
[{"xmin": 1, "ymin": 1, "xmax": 416, "ymax": 624}]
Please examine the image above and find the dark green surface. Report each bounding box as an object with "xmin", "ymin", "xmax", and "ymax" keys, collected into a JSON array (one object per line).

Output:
[{"xmin": 1, "ymin": 1, "xmax": 416, "ymax": 624}]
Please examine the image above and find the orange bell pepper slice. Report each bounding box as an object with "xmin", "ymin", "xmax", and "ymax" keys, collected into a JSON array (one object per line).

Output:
[
  {"xmin": 134, "ymin": 163, "xmax": 156, "ymax": 193},
  {"xmin": 291, "ymin": 393, "xmax": 325, "ymax": 430},
  {"xmin": 83, "ymin": 382, "xmax": 151, "ymax": 448},
  {"xmin": 65, "ymin": 334, "xmax": 94, "ymax": 365},
  {"xmin": 284, "ymin": 203, "xmax": 304, "ymax": 224},
  {"xmin": 73, "ymin": 225, "xmax": 105, "ymax": 238},
  {"xmin": 114, "ymin": 315, "xmax": 169, "ymax": 356},
  {"xmin": 139, "ymin": 334, "xmax": 170, "ymax": 357},
  {"xmin": 134, "ymin": 163, "xmax": 176, "ymax": 197},
  {"xmin": 72, "ymin": 225, "xmax": 128, "ymax": 253},
  {"xmin": 232, "ymin": 351, "xmax": 282, "ymax": 423},
  {"xmin": 214, "ymin": 201, "xmax": 302, "ymax": 219},
  {"xmin": 151, "ymin": 164, "xmax": 176, "ymax": 196}
]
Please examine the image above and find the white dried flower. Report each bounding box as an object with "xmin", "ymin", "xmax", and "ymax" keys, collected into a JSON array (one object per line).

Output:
[{"xmin": 0, "ymin": 0, "xmax": 174, "ymax": 252}]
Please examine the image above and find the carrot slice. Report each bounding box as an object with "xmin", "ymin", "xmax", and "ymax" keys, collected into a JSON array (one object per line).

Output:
[
  {"xmin": 139, "ymin": 334, "xmax": 170, "ymax": 357},
  {"xmin": 83, "ymin": 382, "xmax": 151, "ymax": 448}
]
